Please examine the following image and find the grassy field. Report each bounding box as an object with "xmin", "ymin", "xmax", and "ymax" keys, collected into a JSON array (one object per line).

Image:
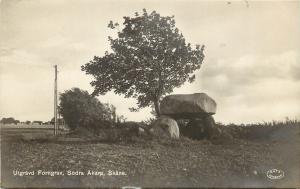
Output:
[{"xmin": 1, "ymin": 121, "xmax": 299, "ymax": 188}]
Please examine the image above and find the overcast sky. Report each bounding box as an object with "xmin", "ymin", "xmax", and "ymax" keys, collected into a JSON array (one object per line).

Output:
[{"xmin": 1, "ymin": 0, "xmax": 299, "ymax": 124}]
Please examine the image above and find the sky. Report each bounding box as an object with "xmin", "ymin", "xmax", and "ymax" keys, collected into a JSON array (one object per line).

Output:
[{"xmin": 0, "ymin": 0, "xmax": 299, "ymax": 124}]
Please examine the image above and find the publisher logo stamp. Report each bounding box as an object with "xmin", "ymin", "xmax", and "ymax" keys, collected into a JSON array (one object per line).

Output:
[{"xmin": 267, "ymin": 169, "xmax": 284, "ymax": 180}]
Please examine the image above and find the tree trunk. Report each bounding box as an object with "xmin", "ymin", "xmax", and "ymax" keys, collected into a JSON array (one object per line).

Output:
[{"xmin": 154, "ymin": 99, "xmax": 161, "ymax": 117}]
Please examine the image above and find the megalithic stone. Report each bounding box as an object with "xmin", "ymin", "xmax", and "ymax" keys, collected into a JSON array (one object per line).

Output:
[{"xmin": 160, "ymin": 93, "xmax": 217, "ymax": 119}]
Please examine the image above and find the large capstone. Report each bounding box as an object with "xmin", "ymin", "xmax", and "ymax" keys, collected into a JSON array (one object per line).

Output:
[{"xmin": 160, "ymin": 93, "xmax": 217, "ymax": 119}]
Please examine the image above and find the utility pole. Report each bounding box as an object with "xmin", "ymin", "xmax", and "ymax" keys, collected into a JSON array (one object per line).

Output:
[{"xmin": 54, "ymin": 65, "xmax": 58, "ymax": 136}]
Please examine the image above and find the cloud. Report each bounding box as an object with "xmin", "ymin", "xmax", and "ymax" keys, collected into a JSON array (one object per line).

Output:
[
  {"xmin": 1, "ymin": 48, "xmax": 46, "ymax": 66},
  {"xmin": 172, "ymin": 50, "xmax": 300, "ymax": 123},
  {"xmin": 0, "ymin": 0, "xmax": 299, "ymax": 124},
  {"xmin": 199, "ymin": 50, "xmax": 300, "ymax": 91},
  {"xmin": 190, "ymin": 50, "xmax": 300, "ymax": 123}
]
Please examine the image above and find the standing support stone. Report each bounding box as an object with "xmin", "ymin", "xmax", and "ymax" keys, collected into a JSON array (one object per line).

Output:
[
  {"xmin": 203, "ymin": 115, "xmax": 216, "ymax": 139},
  {"xmin": 150, "ymin": 116, "xmax": 179, "ymax": 139}
]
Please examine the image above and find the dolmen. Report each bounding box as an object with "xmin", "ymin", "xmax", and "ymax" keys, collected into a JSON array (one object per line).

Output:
[{"xmin": 151, "ymin": 93, "xmax": 218, "ymax": 139}]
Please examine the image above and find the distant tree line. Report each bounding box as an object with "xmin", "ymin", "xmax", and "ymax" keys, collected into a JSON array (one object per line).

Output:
[
  {"xmin": 0, "ymin": 117, "xmax": 20, "ymax": 125},
  {"xmin": 0, "ymin": 118, "xmax": 57, "ymax": 125}
]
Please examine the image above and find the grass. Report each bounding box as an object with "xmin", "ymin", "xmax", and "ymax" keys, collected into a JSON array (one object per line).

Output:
[{"xmin": 1, "ymin": 120, "xmax": 299, "ymax": 188}]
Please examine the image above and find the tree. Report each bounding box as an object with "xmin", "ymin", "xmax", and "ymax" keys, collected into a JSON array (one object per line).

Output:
[
  {"xmin": 82, "ymin": 9, "xmax": 205, "ymax": 116},
  {"xmin": 0, "ymin": 117, "xmax": 18, "ymax": 124},
  {"xmin": 50, "ymin": 117, "xmax": 64, "ymax": 125},
  {"xmin": 116, "ymin": 115, "xmax": 127, "ymax": 123},
  {"xmin": 33, "ymin": 121, "xmax": 43, "ymax": 125},
  {"xmin": 59, "ymin": 88, "xmax": 114, "ymax": 130}
]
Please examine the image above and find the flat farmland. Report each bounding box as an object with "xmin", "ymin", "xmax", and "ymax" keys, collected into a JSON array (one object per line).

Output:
[{"xmin": 1, "ymin": 124, "xmax": 299, "ymax": 188}]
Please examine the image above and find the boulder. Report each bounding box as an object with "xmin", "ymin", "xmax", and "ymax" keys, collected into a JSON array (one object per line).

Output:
[
  {"xmin": 186, "ymin": 115, "xmax": 216, "ymax": 139},
  {"xmin": 185, "ymin": 119, "xmax": 206, "ymax": 139},
  {"xmin": 150, "ymin": 116, "xmax": 179, "ymax": 139},
  {"xmin": 160, "ymin": 93, "xmax": 217, "ymax": 119},
  {"xmin": 184, "ymin": 115, "xmax": 222, "ymax": 140}
]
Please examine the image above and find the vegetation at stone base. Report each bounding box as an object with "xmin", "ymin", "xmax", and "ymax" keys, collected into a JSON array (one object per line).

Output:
[
  {"xmin": 82, "ymin": 9, "xmax": 205, "ymax": 117},
  {"xmin": 57, "ymin": 118, "xmax": 300, "ymax": 146},
  {"xmin": 216, "ymin": 118, "xmax": 300, "ymax": 141},
  {"xmin": 176, "ymin": 118, "xmax": 300, "ymax": 141},
  {"xmin": 59, "ymin": 87, "xmax": 124, "ymax": 131}
]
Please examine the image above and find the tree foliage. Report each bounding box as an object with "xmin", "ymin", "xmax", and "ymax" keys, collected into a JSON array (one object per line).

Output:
[
  {"xmin": 59, "ymin": 88, "xmax": 116, "ymax": 130},
  {"xmin": 0, "ymin": 117, "xmax": 19, "ymax": 125},
  {"xmin": 32, "ymin": 121, "xmax": 43, "ymax": 125},
  {"xmin": 82, "ymin": 9, "xmax": 205, "ymax": 116}
]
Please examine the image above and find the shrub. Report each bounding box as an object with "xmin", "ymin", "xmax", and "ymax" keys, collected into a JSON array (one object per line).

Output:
[{"xmin": 59, "ymin": 88, "xmax": 114, "ymax": 130}]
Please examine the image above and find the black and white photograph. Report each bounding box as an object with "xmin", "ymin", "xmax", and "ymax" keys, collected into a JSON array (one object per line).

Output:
[{"xmin": 0, "ymin": 0, "xmax": 299, "ymax": 188}]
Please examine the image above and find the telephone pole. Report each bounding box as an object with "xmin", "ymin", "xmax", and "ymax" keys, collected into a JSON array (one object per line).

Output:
[{"xmin": 54, "ymin": 65, "xmax": 58, "ymax": 136}]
